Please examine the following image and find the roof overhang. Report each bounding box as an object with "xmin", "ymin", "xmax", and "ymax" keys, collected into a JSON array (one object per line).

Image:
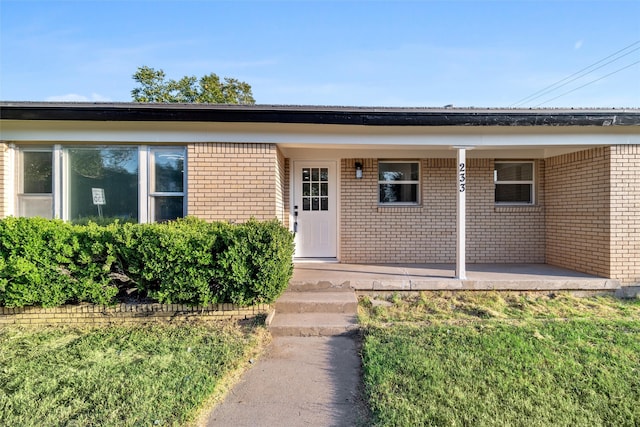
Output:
[
  {"xmin": 1, "ymin": 102, "xmax": 638, "ymax": 159},
  {"xmin": 2, "ymin": 102, "xmax": 640, "ymax": 126}
]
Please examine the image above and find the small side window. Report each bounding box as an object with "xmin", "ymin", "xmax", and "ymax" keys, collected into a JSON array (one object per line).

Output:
[
  {"xmin": 378, "ymin": 161, "xmax": 420, "ymax": 205},
  {"xmin": 150, "ymin": 148, "xmax": 186, "ymax": 222},
  {"xmin": 18, "ymin": 149, "xmax": 53, "ymax": 218},
  {"xmin": 494, "ymin": 161, "xmax": 534, "ymax": 204}
]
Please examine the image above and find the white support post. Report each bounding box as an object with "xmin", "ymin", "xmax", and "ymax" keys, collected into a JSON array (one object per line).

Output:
[
  {"xmin": 455, "ymin": 147, "xmax": 467, "ymax": 280},
  {"xmin": 53, "ymin": 145, "xmax": 62, "ymax": 219},
  {"xmin": 139, "ymin": 146, "xmax": 149, "ymax": 223}
]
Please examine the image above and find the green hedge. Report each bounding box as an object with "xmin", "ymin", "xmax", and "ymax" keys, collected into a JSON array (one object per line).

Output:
[{"xmin": 0, "ymin": 217, "xmax": 294, "ymax": 308}]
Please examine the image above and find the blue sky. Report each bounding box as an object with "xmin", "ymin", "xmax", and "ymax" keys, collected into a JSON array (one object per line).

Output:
[{"xmin": 1, "ymin": 0, "xmax": 639, "ymax": 108}]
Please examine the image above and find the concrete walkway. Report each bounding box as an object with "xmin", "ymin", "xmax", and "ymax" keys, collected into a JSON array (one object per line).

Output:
[
  {"xmin": 205, "ymin": 262, "xmax": 623, "ymax": 426},
  {"xmin": 205, "ymin": 335, "xmax": 369, "ymax": 427}
]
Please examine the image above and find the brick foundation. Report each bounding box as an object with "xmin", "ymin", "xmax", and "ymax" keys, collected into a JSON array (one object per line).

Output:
[{"xmin": 0, "ymin": 303, "xmax": 270, "ymax": 326}]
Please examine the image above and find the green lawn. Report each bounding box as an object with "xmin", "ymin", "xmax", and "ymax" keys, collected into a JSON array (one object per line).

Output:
[
  {"xmin": 360, "ymin": 292, "xmax": 640, "ymax": 427},
  {"xmin": 0, "ymin": 321, "xmax": 269, "ymax": 426}
]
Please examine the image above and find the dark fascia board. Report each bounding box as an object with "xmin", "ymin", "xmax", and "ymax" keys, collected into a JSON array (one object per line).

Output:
[{"xmin": 1, "ymin": 102, "xmax": 639, "ymax": 127}]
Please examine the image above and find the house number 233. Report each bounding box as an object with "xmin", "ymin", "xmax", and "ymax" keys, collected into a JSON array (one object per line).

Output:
[{"xmin": 459, "ymin": 163, "xmax": 466, "ymax": 192}]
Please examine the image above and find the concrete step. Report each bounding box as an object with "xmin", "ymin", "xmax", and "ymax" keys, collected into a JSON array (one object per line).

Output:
[
  {"xmin": 275, "ymin": 291, "xmax": 358, "ymax": 314},
  {"xmin": 268, "ymin": 313, "xmax": 359, "ymax": 337}
]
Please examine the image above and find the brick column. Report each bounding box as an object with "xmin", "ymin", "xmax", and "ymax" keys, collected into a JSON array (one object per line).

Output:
[
  {"xmin": 187, "ymin": 143, "xmax": 284, "ymax": 223},
  {"xmin": 609, "ymin": 145, "xmax": 640, "ymax": 285}
]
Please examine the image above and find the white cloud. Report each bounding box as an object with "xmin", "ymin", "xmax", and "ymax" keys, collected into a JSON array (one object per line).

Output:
[
  {"xmin": 45, "ymin": 93, "xmax": 112, "ymax": 102},
  {"xmin": 574, "ymin": 40, "xmax": 584, "ymax": 49}
]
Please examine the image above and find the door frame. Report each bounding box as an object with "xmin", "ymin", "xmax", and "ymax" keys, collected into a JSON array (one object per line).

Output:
[{"xmin": 290, "ymin": 159, "xmax": 340, "ymax": 260}]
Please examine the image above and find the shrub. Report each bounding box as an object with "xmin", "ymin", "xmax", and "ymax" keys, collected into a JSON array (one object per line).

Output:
[
  {"xmin": 0, "ymin": 216, "xmax": 294, "ymax": 308},
  {"xmin": 215, "ymin": 219, "xmax": 295, "ymax": 305},
  {"xmin": 71, "ymin": 216, "xmax": 137, "ymax": 226},
  {"xmin": 69, "ymin": 222, "xmax": 120, "ymax": 305},
  {"xmin": 115, "ymin": 218, "xmax": 294, "ymax": 306},
  {"xmin": 0, "ymin": 217, "xmax": 118, "ymax": 307},
  {"xmin": 115, "ymin": 218, "xmax": 221, "ymax": 305}
]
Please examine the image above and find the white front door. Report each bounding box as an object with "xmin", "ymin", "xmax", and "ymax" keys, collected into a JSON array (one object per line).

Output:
[{"xmin": 293, "ymin": 161, "xmax": 337, "ymax": 258}]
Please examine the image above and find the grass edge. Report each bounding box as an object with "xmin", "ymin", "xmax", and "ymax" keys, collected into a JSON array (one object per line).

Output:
[{"xmin": 190, "ymin": 325, "xmax": 272, "ymax": 427}]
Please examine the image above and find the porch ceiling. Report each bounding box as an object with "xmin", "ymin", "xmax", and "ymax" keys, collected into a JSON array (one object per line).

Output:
[{"xmin": 277, "ymin": 144, "xmax": 609, "ymax": 159}]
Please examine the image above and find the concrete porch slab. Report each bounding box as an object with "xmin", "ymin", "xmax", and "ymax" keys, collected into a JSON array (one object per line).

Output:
[{"xmin": 290, "ymin": 263, "xmax": 621, "ymax": 292}]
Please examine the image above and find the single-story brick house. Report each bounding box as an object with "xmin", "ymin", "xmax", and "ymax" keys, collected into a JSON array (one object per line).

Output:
[{"xmin": 1, "ymin": 102, "xmax": 639, "ymax": 286}]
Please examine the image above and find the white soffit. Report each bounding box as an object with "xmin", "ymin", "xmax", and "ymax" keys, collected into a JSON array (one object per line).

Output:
[
  {"xmin": 277, "ymin": 146, "xmax": 608, "ymax": 159},
  {"xmin": 2, "ymin": 120, "xmax": 638, "ymax": 148}
]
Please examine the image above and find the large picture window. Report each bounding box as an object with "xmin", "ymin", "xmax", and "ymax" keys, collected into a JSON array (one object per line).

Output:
[
  {"xmin": 67, "ymin": 147, "xmax": 139, "ymax": 222},
  {"xmin": 494, "ymin": 161, "xmax": 534, "ymax": 204},
  {"xmin": 378, "ymin": 161, "xmax": 420, "ymax": 205},
  {"xmin": 14, "ymin": 145, "xmax": 186, "ymax": 223},
  {"xmin": 18, "ymin": 148, "xmax": 53, "ymax": 218}
]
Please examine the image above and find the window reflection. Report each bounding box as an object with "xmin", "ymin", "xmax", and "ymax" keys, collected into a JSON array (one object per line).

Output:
[
  {"xmin": 378, "ymin": 161, "xmax": 420, "ymax": 204},
  {"xmin": 68, "ymin": 147, "xmax": 139, "ymax": 222},
  {"xmin": 19, "ymin": 150, "xmax": 53, "ymax": 219},
  {"xmin": 154, "ymin": 151, "xmax": 184, "ymax": 192},
  {"xmin": 151, "ymin": 148, "xmax": 186, "ymax": 221}
]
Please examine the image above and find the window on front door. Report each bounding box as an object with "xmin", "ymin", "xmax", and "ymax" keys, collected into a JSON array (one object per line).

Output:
[{"xmin": 301, "ymin": 167, "xmax": 329, "ymax": 211}]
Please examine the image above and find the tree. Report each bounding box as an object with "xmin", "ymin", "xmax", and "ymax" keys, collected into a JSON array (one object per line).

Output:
[{"xmin": 131, "ymin": 66, "xmax": 255, "ymax": 104}]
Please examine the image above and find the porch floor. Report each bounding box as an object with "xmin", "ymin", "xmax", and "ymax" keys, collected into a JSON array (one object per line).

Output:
[{"xmin": 290, "ymin": 263, "xmax": 621, "ymax": 292}]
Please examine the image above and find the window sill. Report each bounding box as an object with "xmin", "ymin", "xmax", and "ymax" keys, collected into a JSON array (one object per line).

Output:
[
  {"xmin": 494, "ymin": 205, "xmax": 542, "ymax": 213},
  {"xmin": 377, "ymin": 205, "xmax": 422, "ymax": 213}
]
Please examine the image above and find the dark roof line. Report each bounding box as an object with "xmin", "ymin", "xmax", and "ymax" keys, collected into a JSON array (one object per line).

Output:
[{"xmin": 1, "ymin": 102, "xmax": 639, "ymax": 126}]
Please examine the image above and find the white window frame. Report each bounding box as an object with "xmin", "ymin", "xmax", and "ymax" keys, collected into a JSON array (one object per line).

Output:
[
  {"xmin": 378, "ymin": 160, "xmax": 421, "ymax": 206},
  {"xmin": 14, "ymin": 144, "xmax": 187, "ymax": 223},
  {"xmin": 148, "ymin": 147, "xmax": 187, "ymax": 222},
  {"xmin": 494, "ymin": 161, "xmax": 535, "ymax": 205},
  {"xmin": 15, "ymin": 146, "xmax": 55, "ymax": 219}
]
